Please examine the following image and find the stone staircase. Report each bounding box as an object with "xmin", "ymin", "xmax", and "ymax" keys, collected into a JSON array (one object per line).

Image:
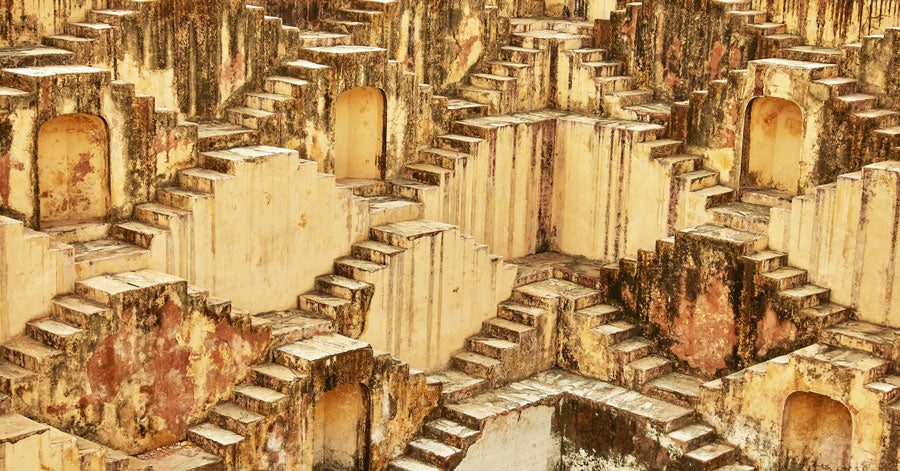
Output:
[
  {"xmin": 318, "ymin": 0, "xmax": 398, "ymax": 48},
  {"xmin": 0, "ymin": 412, "xmax": 165, "ymax": 471},
  {"xmin": 187, "ymin": 332, "xmax": 372, "ymax": 468},
  {"xmin": 389, "ymin": 370, "xmax": 755, "ymax": 471}
]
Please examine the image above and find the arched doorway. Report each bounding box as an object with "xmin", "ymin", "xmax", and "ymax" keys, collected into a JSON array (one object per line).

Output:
[
  {"xmin": 37, "ymin": 114, "xmax": 110, "ymax": 226},
  {"xmin": 312, "ymin": 383, "xmax": 368, "ymax": 471},
  {"xmin": 744, "ymin": 97, "xmax": 803, "ymax": 195},
  {"xmin": 780, "ymin": 391, "xmax": 852, "ymax": 470},
  {"xmin": 334, "ymin": 87, "xmax": 384, "ymax": 180}
]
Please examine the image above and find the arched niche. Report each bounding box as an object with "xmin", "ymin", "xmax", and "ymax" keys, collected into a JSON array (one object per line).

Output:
[
  {"xmin": 744, "ymin": 96, "xmax": 803, "ymax": 195},
  {"xmin": 334, "ymin": 86, "xmax": 385, "ymax": 180},
  {"xmin": 37, "ymin": 114, "xmax": 110, "ymax": 226},
  {"xmin": 780, "ymin": 391, "xmax": 852, "ymax": 470},
  {"xmin": 312, "ymin": 382, "xmax": 368, "ymax": 470}
]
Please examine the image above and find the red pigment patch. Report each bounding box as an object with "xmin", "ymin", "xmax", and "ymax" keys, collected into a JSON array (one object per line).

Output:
[
  {"xmin": 708, "ymin": 42, "xmax": 725, "ymax": 78},
  {"xmin": 142, "ymin": 298, "xmax": 196, "ymax": 436},
  {"xmin": 755, "ymin": 303, "xmax": 798, "ymax": 357},
  {"xmin": 671, "ymin": 273, "xmax": 738, "ymax": 376},
  {"xmin": 0, "ymin": 152, "xmax": 11, "ymax": 206}
]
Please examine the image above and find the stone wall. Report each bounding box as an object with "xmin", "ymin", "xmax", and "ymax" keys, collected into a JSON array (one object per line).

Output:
[{"xmin": 751, "ymin": 0, "xmax": 900, "ymax": 46}]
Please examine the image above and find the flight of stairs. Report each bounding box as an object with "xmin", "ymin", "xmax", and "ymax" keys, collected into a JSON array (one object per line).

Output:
[
  {"xmin": 389, "ymin": 369, "xmax": 755, "ymax": 471},
  {"xmin": 187, "ymin": 332, "xmax": 372, "ymax": 468}
]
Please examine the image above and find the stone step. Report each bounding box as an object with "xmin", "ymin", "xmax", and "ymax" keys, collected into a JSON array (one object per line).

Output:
[
  {"xmin": 334, "ymin": 257, "xmax": 388, "ymax": 280},
  {"xmin": 683, "ymin": 442, "xmax": 738, "ymax": 470},
  {"xmin": 486, "ymin": 60, "xmax": 531, "ymax": 78},
  {"xmin": 250, "ymin": 363, "xmax": 304, "ymax": 393},
  {"xmin": 264, "ymin": 75, "xmax": 309, "ymax": 98},
  {"xmin": 811, "ymin": 76, "xmax": 857, "ymax": 96},
  {"xmin": 336, "ymin": 177, "xmax": 388, "ymax": 197},
  {"xmin": 606, "ymin": 390, "xmax": 695, "ymax": 433},
  {"xmin": 402, "ymin": 163, "xmax": 451, "ymax": 186},
  {"xmin": 424, "ymin": 419, "xmax": 480, "ymax": 449},
  {"xmin": 297, "ymin": 292, "xmax": 351, "ymax": 319},
  {"xmin": 157, "ymin": 186, "xmax": 214, "ymax": 211},
  {"xmin": 196, "ymin": 122, "xmax": 259, "ymax": 151},
  {"xmin": 623, "ymin": 354, "xmax": 673, "ymax": 389},
  {"xmin": 435, "ymin": 134, "xmax": 484, "ymax": 154},
  {"xmin": 370, "ymin": 220, "xmax": 456, "ymax": 248},
  {"xmin": 511, "ymin": 278, "xmax": 603, "ymax": 311},
  {"xmin": 500, "ymin": 45, "xmax": 541, "ymax": 64},
  {"xmin": 458, "ymin": 85, "xmax": 504, "ymax": 113},
  {"xmin": 481, "ymin": 317, "xmax": 534, "ymax": 343},
  {"xmin": 245, "ymin": 91, "xmax": 295, "ymax": 112},
  {"xmin": 676, "ymin": 170, "xmax": 719, "ymax": 192},
  {"xmin": 43, "ymin": 221, "xmax": 110, "ymax": 245},
  {"xmin": 777, "ymin": 284, "xmax": 831, "ymax": 310},
  {"xmin": 390, "ymin": 179, "xmax": 439, "ymax": 203},
  {"xmin": 407, "ymin": 437, "xmax": 462, "ymax": 468},
  {"xmin": 72, "ymin": 238, "xmax": 150, "ymax": 281},
  {"xmin": 746, "ymin": 22, "xmax": 786, "ymax": 35},
  {"xmin": 497, "ymin": 301, "xmax": 548, "ymax": 327},
  {"xmin": 337, "ymin": 7, "xmax": 383, "ymax": 23},
  {"xmin": 758, "ymin": 266, "xmax": 807, "ymax": 291},
  {"xmin": 711, "ymin": 465, "xmax": 756, "ymax": 471},
  {"xmin": 611, "ymin": 337, "xmax": 656, "ymax": 364},
  {"xmin": 252, "ymin": 309, "xmax": 333, "ymax": 344},
  {"xmin": 420, "ymin": 147, "xmax": 471, "ymax": 170},
  {"xmin": 232, "ymin": 384, "xmax": 288, "ymax": 415},
  {"xmin": 209, "ymin": 402, "xmax": 264, "ymax": 436},
  {"xmin": 293, "ymin": 30, "xmax": 352, "ymax": 48},
  {"xmin": 739, "ymin": 187, "xmax": 793, "ymax": 209},
  {"xmin": 0, "ymin": 45, "xmax": 74, "ymax": 68},
  {"xmin": 227, "ymin": 106, "xmax": 276, "ymax": 130},
  {"xmin": 798, "ymin": 302, "xmax": 850, "ymax": 329},
  {"xmin": 0, "ymin": 336, "xmax": 63, "ymax": 372},
  {"xmin": 467, "ymin": 336, "xmax": 519, "ymax": 361},
  {"xmin": 0, "ymin": 360, "xmax": 34, "ymax": 390},
  {"xmin": 450, "ymin": 351, "xmax": 501, "ymax": 379},
  {"xmin": 865, "ymin": 375, "xmax": 900, "ymax": 404},
  {"xmin": 388, "ymin": 456, "xmax": 440, "ymax": 471},
  {"xmin": 425, "ymin": 369, "xmax": 488, "ymax": 402},
  {"xmin": 741, "ymin": 250, "xmax": 787, "ymax": 273},
  {"xmin": 470, "ymin": 72, "xmax": 517, "ymax": 91},
  {"xmin": 43, "ymin": 35, "xmax": 97, "ymax": 63},
  {"xmin": 353, "ymin": 0, "xmax": 398, "ymax": 12},
  {"xmin": 351, "ymin": 239, "xmax": 406, "ymax": 265},
  {"xmin": 50, "ymin": 295, "xmax": 111, "ymax": 330},
  {"xmin": 111, "ymin": 221, "xmax": 169, "ymax": 250},
  {"xmin": 582, "ymin": 60, "xmax": 623, "ymax": 77},
  {"xmin": 135, "ymin": 441, "xmax": 223, "ymax": 471},
  {"xmin": 665, "ymin": 423, "xmax": 716, "ymax": 455},
  {"xmin": 366, "ymin": 196, "xmax": 425, "ymax": 226},
  {"xmin": 595, "ymin": 75, "xmax": 634, "ymax": 95},
  {"xmin": 792, "ymin": 343, "xmax": 889, "ymax": 384},
  {"xmin": 710, "ymin": 201, "xmax": 770, "ymax": 234},
  {"xmin": 834, "ymin": 93, "xmax": 877, "ymax": 113},
  {"xmin": 25, "ymin": 318, "xmax": 84, "ymax": 351},
  {"xmin": 178, "ymin": 167, "xmax": 234, "ymax": 194},
  {"xmin": 315, "ymin": 274, "xmax": 373, "ymax": 301},
  {"xmin": 645, "ymin": 372, "xmax": 703, "ymax": 407},
  {"xmin": 443, "ymin": 97, "xmax": 488, "ymax": 120},
  {"xmin": 187, "ymin": 423, "xmax": 243, "ymax": 457},
  {"xmin": 779, "ymin": 45, "xmax": 843, "ymax": 64},
  {"xmin": 274, "ymin": 334, "xmax": 370, "ymax": 375},
  {"xmin": 593, "ymin": 321, "xmax": 637, "ymax": 346},
  {"xmin": 821, "ymin": 320, "xmax": 897, "ymax": 360}
]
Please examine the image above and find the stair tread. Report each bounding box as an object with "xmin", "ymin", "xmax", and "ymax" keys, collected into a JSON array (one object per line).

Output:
[
  {"xmin": 469, "ymin": 336, "xmax": 518, "ymax": 350},
  {"xmin": 228, "ymin": 106, "xmax": 276, "ymax": 117},
  {"xmin": 3, "ymin": 336, "xmax": 63, "ymax": 358},
  {"xmin": 73, "ymin": 238, "xmax": 149, "ymax": 263},
  {"xmin": 453, "ymin": 351, "xmax": 501, "ymax": 367},
  {"xmin": 685, "ymin": 442, "xmax": 736, "ymax": 462},
  {"xmin": 628, "ymin": 354, "xmax": 671, "ymax": 371},
  {"xmin": 197, "ymin": 122, "xmax": 256, "ymax": 139},
  {"xmin": 824, "ymin": 320, "xmax": 896, "ymax": 346},
  {"xmin": 317, "ymin": 273, "xmax": 372, "ymax": 291},
  {"xmin": 594, "ymin": 320, "xmax": 635, "ymax": 335},
  {"xmin": 613, "ymin": 337, "xmax": 654, "ymax": 352},
  {"xmin": 188, "ymin": 423, "xmax": 243, "ymax": 445},
  {"xmin": 27, "ymin": 318, "xmax": 84, "ymax": 337},
  {"xmin": 234, "ymin": 384, "xmax": 286, "ymax": 405},
  {"xmin": 0, "ymin": 360, "xmax": 34, "ymax": 381},
  {"xmin": 780, "ymin": 283, "xmax": 828, "ymax": 297},
  {"xmin": 648, "ymin": 373, "xmax": 703, "ymax": 398},
  {"xmin": 251, "ymin": 363, "xmax": 302, "ymax": 383},
  {"xmin": 484, "ymin": 317, "xmax": 532, "ymax": 333},
  {"xmin": 425, "ymin": 419, "xmax": 478, "ymax": 440},
  {"xmin": 668, "ymin": 423, "xmax": 715, "ymax": 443},
  {"xmin": 409, "ymin": 438, "xmax": 461, "ymax": 457},
  {"xmin": 389, "ymin": 457, "xmax": 440, "ymax": 471},
  {"xmin": 212, "ymin": 402, "xmax": 264, "ymax": 424}
]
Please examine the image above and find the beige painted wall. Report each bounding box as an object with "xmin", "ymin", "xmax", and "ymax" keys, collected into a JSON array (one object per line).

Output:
[
  {"xmin": 746, "ymin": 97, "xmax": 802, "ymax": 195},
  {"xmin": 334, "ymin": 87, "xmax": 384, "ymax": 180},
  {"xmin": 781, "ymin": 391, "xmax": 852, "ymax": 470},
  {"xmin": 455, "ymin": 405, "xmax": 560, "ymax": 471},
  {"xmin": 777, "ymin": 161, "xmax": 900, "ymax": 327},
  {"xmin": 352, "ymin": 221, "xmax": 517, "ymax": 372},
  {"xmin": 37, "ymin": 114, "xmax": 110, "ymax": 225},
  {"xmin": 312, "ymin": 383, "xmax": 365, "ymax": 471}
]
